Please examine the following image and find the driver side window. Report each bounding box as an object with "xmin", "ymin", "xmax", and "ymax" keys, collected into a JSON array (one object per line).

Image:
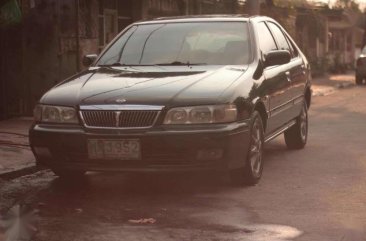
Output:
[
  {"xmin": 257, "ymin": 22, "xmax": 277, "ymax": 57},
  {"xmin": 267, "ymin": 22, "xmax": 291, "ymax": 53}
]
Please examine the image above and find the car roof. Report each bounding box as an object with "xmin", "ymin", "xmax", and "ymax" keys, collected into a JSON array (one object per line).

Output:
[{"xmin": 135, "ymin": 14, "xmax": 268, "ymax": 25}]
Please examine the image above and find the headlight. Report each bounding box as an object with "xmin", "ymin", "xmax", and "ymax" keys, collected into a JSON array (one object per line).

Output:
[
  {"xmin": 164, "ymin": 104, "xmax": 237, "ymax": 124},
  {"xmin": 33, "ymin": 105, "xmax": 79, "ymax": 124}
]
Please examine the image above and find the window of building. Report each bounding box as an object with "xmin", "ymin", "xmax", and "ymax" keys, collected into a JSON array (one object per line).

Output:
[{"xmin": 98, "ymin": 0, "xmax": 133, "ymax": 51}]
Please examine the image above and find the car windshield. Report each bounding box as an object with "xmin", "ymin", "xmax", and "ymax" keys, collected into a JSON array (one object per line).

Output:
[{"xmin": 97, "ymin": 22, "xmax": 251, "ymax": 66}]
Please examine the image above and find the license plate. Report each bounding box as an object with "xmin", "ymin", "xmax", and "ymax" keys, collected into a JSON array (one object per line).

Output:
[{"xmin": 87, "ymin": 139, "xmax": 141, "ymax": 160}]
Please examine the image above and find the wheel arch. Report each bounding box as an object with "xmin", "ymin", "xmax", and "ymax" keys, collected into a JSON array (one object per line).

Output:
[
  {"xmin": 253, "ymin": 101, "xmax": 268, "ymax": 132},
  {"xmin": 305, "ymin": 87, "xmax": 311, "ymax": 108}
]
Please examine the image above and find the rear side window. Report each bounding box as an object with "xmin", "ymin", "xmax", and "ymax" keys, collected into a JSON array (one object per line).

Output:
[
  {"xmin": 257, "ymin": 22, "xmax": 277, "ymax": 55},
  {"xmin": 285, "ymin": 35, "xmax": 299, "ymax": 58},
  {"xmin": 267, "ymin": 22, "xmax": 291, "ymax": 52}
]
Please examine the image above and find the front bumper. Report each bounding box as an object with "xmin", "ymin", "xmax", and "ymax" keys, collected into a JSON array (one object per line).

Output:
[{"xmin": 29, "ymin": 121, "xmax": 250, "ymax": 173}]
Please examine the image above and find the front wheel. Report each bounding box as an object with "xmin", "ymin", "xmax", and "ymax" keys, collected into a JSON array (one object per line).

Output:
[
  {"xmin": 230, "ymin": 111, "xmax": 264, "ymax": 186},
  {"xmin": 284, "ymin": 102, "xmax": 308, "ymax": 149}
]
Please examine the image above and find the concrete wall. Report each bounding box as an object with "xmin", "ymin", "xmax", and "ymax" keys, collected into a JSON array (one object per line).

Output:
[
  {"xmin": 1, "ymin": 0, "xmax": 79, "ymax": 117},
  {"xmin": 0, "ymin": 26, "xmax": 24, "ymax": 119},
  {"xmin": 1, "ymin": 0, "xmax": 98, "ymax": 117}
]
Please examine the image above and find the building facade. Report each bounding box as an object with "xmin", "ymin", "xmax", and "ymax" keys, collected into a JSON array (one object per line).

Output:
[{"xmin": 326, "ymin": 9, "xmax": 364, "ymax": 69}]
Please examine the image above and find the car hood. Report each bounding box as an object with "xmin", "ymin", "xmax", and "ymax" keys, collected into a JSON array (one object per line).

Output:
[{"xmin": 41, "ymin": 65, "xmax": 248, "ymax": 107}]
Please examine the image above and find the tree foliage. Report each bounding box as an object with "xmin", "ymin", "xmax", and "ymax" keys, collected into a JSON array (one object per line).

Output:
[
  {"xmin": 264, "ymin": 0, "xmax": 309, "ymax": 8},
  {"xmin": 264, "ymin": 0, "xmax": 360, "ymax": 10},
  {"xmin": 334, "ymin": 0, "xmax": 360, "ymax": 11}
]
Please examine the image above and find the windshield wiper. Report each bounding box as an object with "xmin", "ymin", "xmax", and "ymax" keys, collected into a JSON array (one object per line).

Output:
[
  {"xmin": 97, "ymin": 63, "xmax": 148, "ymax": 72},
  {"xmin": 98, "ymin": 63, "xmax": 165, "ymax": 67},
  {"xmin": 98, "ymin": 62, "xmax": 206, "ymax": 68},
  {"xmin": 97, "ymin": 63, "xmax": 168, "ymax": 71},
  {"xmin": 97, "ymin": 62, "xmax": 124, "ymax": 67},
  {"xmin": 156, "ymin": 61, "xmax": 207, "ymax": 66}
]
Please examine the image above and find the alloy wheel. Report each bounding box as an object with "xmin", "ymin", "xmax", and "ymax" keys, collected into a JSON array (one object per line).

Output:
[
  {"xmin": 299, "ymin": 105, "xmax": 308, "ymax": 142},
  {"xmin": 249, "ymin": 119, "xmax": 263, "ymax": 178}
]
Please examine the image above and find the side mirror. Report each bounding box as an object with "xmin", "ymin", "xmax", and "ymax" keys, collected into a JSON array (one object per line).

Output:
[
  {"xmin": 82, "ymin": 54, "xmax": 98, "ymax": 67},
  {"xmin": 264, "ymin": 50, "xmax": 291, "ymax": 67}
]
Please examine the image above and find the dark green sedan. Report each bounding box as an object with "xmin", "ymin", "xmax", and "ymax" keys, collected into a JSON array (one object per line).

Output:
[{"xmin": 30, "ymin": 15, "xmax": 312, "ymax": 185}]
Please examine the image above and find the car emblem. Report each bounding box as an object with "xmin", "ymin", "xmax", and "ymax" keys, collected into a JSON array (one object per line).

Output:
[{"xmin": 115, "ymin": 98, "xmax": 126, "ymax": 104}]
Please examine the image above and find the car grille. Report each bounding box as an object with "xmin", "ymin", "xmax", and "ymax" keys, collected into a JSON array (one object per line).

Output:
[{"xmin": 80, "ymin": 110, "xmax": 160, "ymax": 128}]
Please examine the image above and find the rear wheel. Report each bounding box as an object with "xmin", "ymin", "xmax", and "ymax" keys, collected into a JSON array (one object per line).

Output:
[
  {"xmin": 230, "ymin": 111, "xmax": 264, "ymax": 186},
  {"xmin": 52, "ymin": 168, "xmax": 86, "ymax": 179},
  {"xmin": 356, "ymin": 75, "xmax": 363, "ymax": 85},
  {"xmin": 284, "ymin": 101, "xmax": 308, "ymax": 149}
]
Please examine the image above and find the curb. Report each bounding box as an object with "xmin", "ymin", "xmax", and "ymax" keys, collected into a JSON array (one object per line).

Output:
[
  {"xmin": 312, "ymin": 81, "xmax": 355, "ymax": 97},
  {"xmin": 312, "ymin": 87, "xmax": 336, "ymax": 97},
  {"xmin": 0, "ymin": 163, "xmax": 42, "ymax": 180},
  {"xmin": 335, "ymin": 82, "xmax": 355, "ymax": 89}
]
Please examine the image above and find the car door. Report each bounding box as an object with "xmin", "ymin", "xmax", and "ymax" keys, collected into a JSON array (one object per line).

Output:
[
  {"xmin": 285, "ymin": 34, "xmax": 307, "ymax": 115},
  {"xmin": 268, "ymin": 22, "xmax": 306, "ymax": 120},
  {"xmin": 267, "ymin": 21, "xmax": 304, "ymax": 121},
  {"xmin": 256, "ymin": 21, "xmax": 293, "ymax": 134}
]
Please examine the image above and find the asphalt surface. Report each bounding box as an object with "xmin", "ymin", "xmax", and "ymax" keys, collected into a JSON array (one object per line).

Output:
[{"xmin": 1, "ymin": 85, "xmax": 366, "ymax": 241}]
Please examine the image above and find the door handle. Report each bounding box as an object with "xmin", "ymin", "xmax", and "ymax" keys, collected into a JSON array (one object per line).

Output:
[
  {"xmin": 301, "ymin": 65, "xmax": 306, "ymax": 75},
  {"xmin": 285, "ymin": 71, "xmax": 291, "ymax": 82}
]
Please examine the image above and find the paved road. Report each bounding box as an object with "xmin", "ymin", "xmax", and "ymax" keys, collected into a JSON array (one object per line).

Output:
[{"xmin": 1, "ymin": 85, "xmax": 366, "ymax": 241}]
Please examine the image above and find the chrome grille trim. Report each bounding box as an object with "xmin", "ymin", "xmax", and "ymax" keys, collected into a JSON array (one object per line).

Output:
[
  {"xmin": 79, "ymin": 105, "xmax": 163, "ymax": 129},
  {"xmin": 80, "ymin": 105, "xmax": 164, "ymax": 111}
]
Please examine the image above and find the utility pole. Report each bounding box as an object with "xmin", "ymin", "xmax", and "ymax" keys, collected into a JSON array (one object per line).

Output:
[
  {"xmin": 75, "ymin": 0, "xmax": 80, "ymax": 72},
  {"xmin": 0, "ymin": 28, "xmax": 6, "ymax": 119},
  {"xmin": 247, "ymin": 0, "xmax": 260, "ymax": 16},
  {"xmin": 362, "ymin": 11, "xmax": 366, "ymax": 48},
  {"xmin": 266, "ymin": 0, "xmax": 274, "ymax": 7},
  {"xmin": 231, "ymin": 0, "xmax": 237, "ymax": 14}
]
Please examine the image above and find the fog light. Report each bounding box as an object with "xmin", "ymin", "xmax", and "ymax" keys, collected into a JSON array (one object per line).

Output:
[
  {"xmin": 33, "ymin": 147, "xmax": 52, "ymax": 158},
  {"xmin": 196, "ymin": 149, "xmax": 223, "ymax": 161}
]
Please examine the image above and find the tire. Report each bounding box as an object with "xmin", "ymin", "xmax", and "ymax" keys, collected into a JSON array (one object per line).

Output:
[
  {"xmin": 230, "ymin": 111, "xmax": 264, "ymax": 186},
  {"xmin": 356, "ymin": 75, "xmax": 363, "ymax": 85},
  {"xmin": 284, "ymin": 101, "xmax": 308, "ymax": 150},
  {"xmin": 52, "ymin": 168, "xmax": 86, "ymax": 179}
]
